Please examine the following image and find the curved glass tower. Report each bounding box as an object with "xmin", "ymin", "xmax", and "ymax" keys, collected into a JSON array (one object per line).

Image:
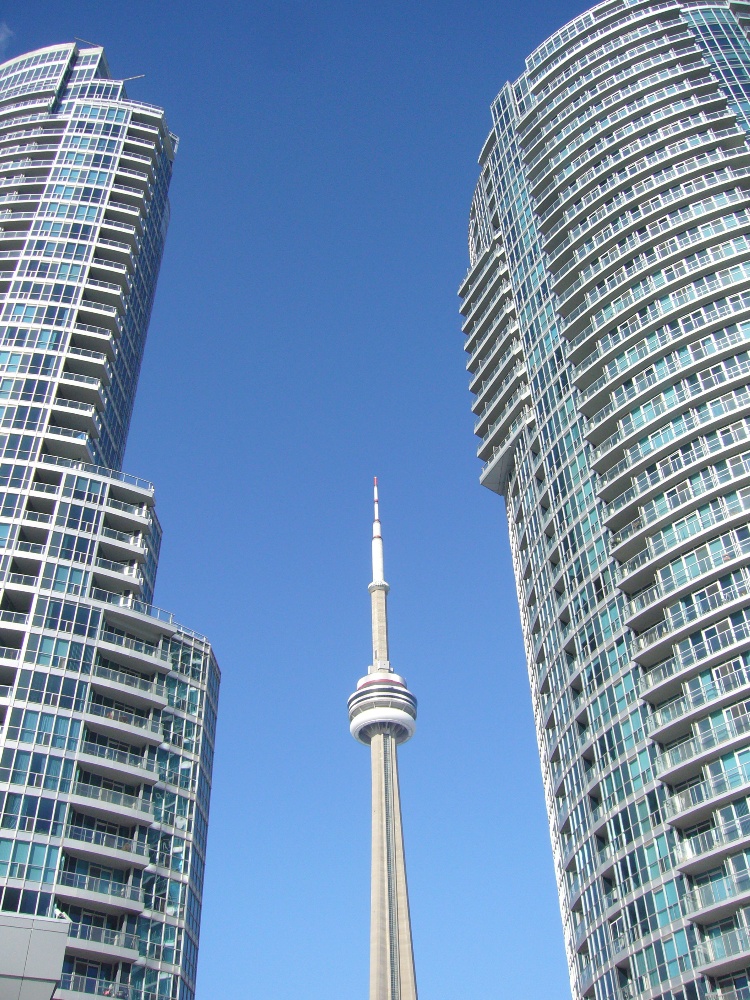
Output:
[
  {"xmin": 460, "ymin": 4, "xmax": 750, "ymax": 1000},
  {"xmin": 0, "ymin": 44, "xmax": 219, "ymax": 1000}
]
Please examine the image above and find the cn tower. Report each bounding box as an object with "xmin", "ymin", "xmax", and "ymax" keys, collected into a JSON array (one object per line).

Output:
[{"xmin": 348, "ymin": 480, "xmax": 418, "ymax": 1000}]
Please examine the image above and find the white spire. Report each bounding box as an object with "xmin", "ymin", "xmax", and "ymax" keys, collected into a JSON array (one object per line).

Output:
[
  {"xmin": 372, "ymin": 476, "xmax": 384, "ymax": 584},
  {"xmin": 369, "ymin": 477, "xmax": 390, "ymax": 670}
]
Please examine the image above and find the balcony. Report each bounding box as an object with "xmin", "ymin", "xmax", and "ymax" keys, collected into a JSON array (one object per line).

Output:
[
  {"xmin": 51, "ymin": 397, "xmax": 99, "ymax": 436},
  {"xmin": 44, "ymin": 425, "xmax": 94, "ymax": 463},
  {"xmin": 656, "ymin": 713, "xmax": 750, "ymax": 781},
  {"xmin": 56, "ymin": 975, "xmax": 157, "ymax": 1000},
  {"xmin": 647, "ymin": 664, "xmax": 750, "ymax": 740},
  {"xmin": 91, "ymin": 660, "xmax": 166, "ymax": 706},
  {"xmin": 65, "ymin": 345, "xmax": 111, "ymax": 383},
  {"xmin": 84, "ymin": 701, "xmax": 161, "ymax": 744},
  {"xmin": 55, "ymin": 870, "xmax": 141, "ymax": 913},
  {"xmin": 92, "ymin": 556, "xmax": 143, "ymax": 594},
  {"xmin": 641, "ymin": 615, "xmax": 750, "ymax": 699},
  {"xmin": 683, "ymin": 871, "xmax": 750, "ymax": 918},
  {"xmin": 58, "ymin": 370, "xmax": 106, "ymax": 408},
  {"xmin": 637, "ymin": 576, "xmax": 750, "ymax": 667},
  {"xmin": 66, "ymin": 921, "xmax": 138, "ymax": 960},
  {"xmin": 77, "ymin": 740, "xmax": 157, "ymax": 784},
  {"xmin": 67, "ymin": 780, "xmax": 153, "ymax": 822},
  {"xmin": 63, "ymin": 823, "xmax": 148, "ymax": 868},
  {"xmin": 95, "ymin": 631, "xmax": 171, "ymax": 676},
  {"xmin": 663, "ymin": 764, "xmax": 750, "ymax": 823},
  {"xmin": 694, "ymin": 925, "xmax": 750, "ymax": 974},
  {"xmin": 676, "ymin": 814, "xmax": 750, "ymax": 872}
]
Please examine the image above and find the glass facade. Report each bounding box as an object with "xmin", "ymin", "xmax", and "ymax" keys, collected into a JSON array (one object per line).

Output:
[
  {"xmin": 459, "ymin": 4, "xmax": 750, "ymax": 1000},
  {"xmin": 0, "ymin": 43, "xmax": 219, "ymax": 1000}
]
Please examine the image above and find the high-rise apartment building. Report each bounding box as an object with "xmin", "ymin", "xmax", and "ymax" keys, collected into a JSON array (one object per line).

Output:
[
  {"xmin": 0, "ymin": 43, "xmax": 219, "ymax": 1000},
  {"xmin": 459, "ymin": 4, "xmax": 750, "ymax": 1000}
]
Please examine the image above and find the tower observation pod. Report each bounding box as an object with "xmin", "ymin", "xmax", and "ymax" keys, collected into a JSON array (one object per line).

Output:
[{"xmin": 347, "ymin": 480, "xmax": 418, "ymax": 1000}]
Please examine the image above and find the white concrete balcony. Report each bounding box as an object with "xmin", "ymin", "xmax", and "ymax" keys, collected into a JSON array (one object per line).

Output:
[
  {"xmin": 99, "ymin": 525, "xmax": 147, "ymax": 560},
  {"xmin": 51, "ymin": 397, "xmax": 100, "ymax": 436},
  {"xmin": 626, "ymin": 529, "xmax": 750, "ymax": 629},
  {"xmin": 66, "ymin": 780, "xmax": 153, "ymax": 824},
  {"xmin": 77, "ymin": 740, "xmax": 158, "ymax": 786},
  {"xmin": 56, "ymin": 974, "xmax": 149, "ymax": 999},
  {"xmin": 92, "ymin": 556, "xmax": 144, "ymax": 595},
  {"xmin": 655, "ymin": 712, "xmax": 750, "ymax": 781},
  {"xmin": 91, "ymin": 660, "xmax": 167, "ymax": 708},
  {"xmin": 641, "ymin": 619, "xmax": 750, "ymax": 704},
  {"xmin": 66, "ymin": 345, "xmax": 112, "ymax": 383},
  {"xmin": 66, "ymin": 920, "xmax": 138, "ymax": 962},
  {"xmin": 693, "ymin": 925, "xmax": 750, "ymax": 976},
  {"xmin": 663, "ymin": 765, "xmax": 750, "ymax": 824},
  {"xmin": 55, "ymin": 870, "xmax": 141, "ymax": 914},
  {"xmin": 44, "ymin": 425, "xmax": 94, "ymax": 463},
  {"xmin": 647, "ymin": 665, "xmax": 750, "ymax": 741},
  {"xmin": 637, "ymin": 577, "xmax": 750, "ymax": 670},
  {"xmin": 479, "ymin": 406, "xmax": 535, "ymax": 494},
  {"xmin": 675, "ymin": 815, "xmax": 750, "ymax": 874},
  {"xmin": 76, "ymin": 297, "xmax": 121, "ymax": 334},
  {"xmin": 63, "ymin": 823, "xmax": 149, "ymax": 870},
  {"xmin": 72, "ymin": 322, "xmax": 117, "ymax": 359},
  {"xmin": 95, "ymin": 631, "xmax": 171, "ymax": 677},
  {"xmin": 84, "ymin": 700, "xmax": 161, "ymax": 745},
  {"xmin": 58, "ymin": 370, "xmax": 106, "ymax": 408}
]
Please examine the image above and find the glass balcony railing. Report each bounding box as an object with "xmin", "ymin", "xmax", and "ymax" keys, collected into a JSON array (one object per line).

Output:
[
  {"xmin": 92, "ymin": 660, "xmax": 165, "ymax": 696},
  {"xmin": 694, "ymin": 925, "xmax": 750, "ymax": 967},
  {"xmin": 64, "ymin": 823, "xmax": 146, "ymax": 857},
  {"xmin": 683, "ymin": 871, "xmax": 750, "ymax": 914},
  {"xmin": 79, "ymin": 740, "xmax": 155, "ymax": 772},
  {"xmin": 657, "ymin": 713, "xmax": 750, "ymax": 774},
  {"xmin": 664, "ymin": 764, "xmax": 750, "ymax": 819},
  {"xmin": 85, "ymin": 700, "xmax": 160, "ymax": 735},
  {"xmin": 57, "ymin": 869, "xmax": 140, "ymax": 902},
  {"xmin": 68, "ymin": 921, "xmax": 138, "ymax": 951},
  {"xmin": 71, "ymin": 781, "xmax": 152, "ymax": 815},
  {"xmin": 677, "ymin": 813, "xmax": 750, "ymax": 864}
]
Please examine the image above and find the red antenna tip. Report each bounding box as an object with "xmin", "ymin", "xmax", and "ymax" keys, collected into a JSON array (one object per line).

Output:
[{"xmin": 374, "ymin": 476, "xmax": 378, "ymax": 486}]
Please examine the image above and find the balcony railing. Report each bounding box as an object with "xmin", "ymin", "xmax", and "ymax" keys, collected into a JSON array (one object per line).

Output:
[
  {"xmin": 641, "ymin": 616, "xmax": 750, "ymax": 692},
  {"xmin": 85, "ymin": 701, "xmax": 160, "ymax": 735},
  {"xmin": 70, "ymin": 781, "xmax": 152, "ymax": 815},
  {"xmin": 57, "ymin": 869, "xmax": 140, "ymax": 902},
  {"xmin": 664, "ymin": 717, "xmax": 750, "ymax": 779},
  {"xmin": 64, "ymin": 823, "xmax": 146, "ymax": 857},
  {"xmin": 79, "ymin": 740, "xmax": 154, "ymax": 772},
  {"xmin": 683, "ymin": 871, "xmax": 750, "ymax": 914},
  {"xmin": 68, "ymin": 921, "xmax": 138, "ymax": 951},
  {"xmin": 694, "ymin": 924, "xmax": 750, "ymax": 967},
  {"xmin": 92, "ymin": 660, "xmax": 165, "ymax": 697},
  {"xmin": 57, "ymin": 974, "xmax": 161, "ymax": 999},
  {"xmin": 664, "ymin": 764, "xmax": 750, "ymax": 818},
  {"xmin": 676, "ymin": 813, "xmax": 750, "ymax": 864}
]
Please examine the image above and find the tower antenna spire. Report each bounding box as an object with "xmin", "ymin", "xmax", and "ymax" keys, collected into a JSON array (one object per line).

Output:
[
  {"xmin": 369, "ymin": 477, "xmax": 389, "ymax": 668},
  {"xmin": 372, "ymin": 476, "xmax": 384, "ymax": 584}
]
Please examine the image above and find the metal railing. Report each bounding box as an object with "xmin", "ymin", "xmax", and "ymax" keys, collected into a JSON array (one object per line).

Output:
[
  {"xmin": 57, "ymin": 869, "xmax": 140, "ymax": 901},
  {"xmin": 64, "ymin": 823, "xmax": 146, "ymax": 856},
  {"xmin": 68, "ymin": 921, "xmax": 137, "ymax": 951},
  {"xmin": 70, "ymin": 780, "xmax": 152, "ymax": 815}
]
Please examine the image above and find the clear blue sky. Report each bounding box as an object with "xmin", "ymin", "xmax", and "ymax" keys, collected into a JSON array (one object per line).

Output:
[{"xmin": 4, "ymin": 2, "xmax": 587, "ymax": 996}]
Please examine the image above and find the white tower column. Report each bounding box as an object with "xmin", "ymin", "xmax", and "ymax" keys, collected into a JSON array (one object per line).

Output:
[{"xmin": 348, "ymin": 481, "xmax": 418, "ymax": 1000}]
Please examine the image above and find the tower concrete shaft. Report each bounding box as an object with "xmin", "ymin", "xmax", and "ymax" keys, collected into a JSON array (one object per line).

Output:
[
  {"xmin": 369, "ymin": 732, "xmax": 417, "ymax": 1000},
  {"xmin": 348, "ymin": 481, "xmax": 418, "ymax": 1000}
]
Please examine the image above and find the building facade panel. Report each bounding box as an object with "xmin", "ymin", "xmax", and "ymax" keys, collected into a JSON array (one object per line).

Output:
[{"xmin": 0, "ymin": 44, "xmax": 219, "ymax": 1000}]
